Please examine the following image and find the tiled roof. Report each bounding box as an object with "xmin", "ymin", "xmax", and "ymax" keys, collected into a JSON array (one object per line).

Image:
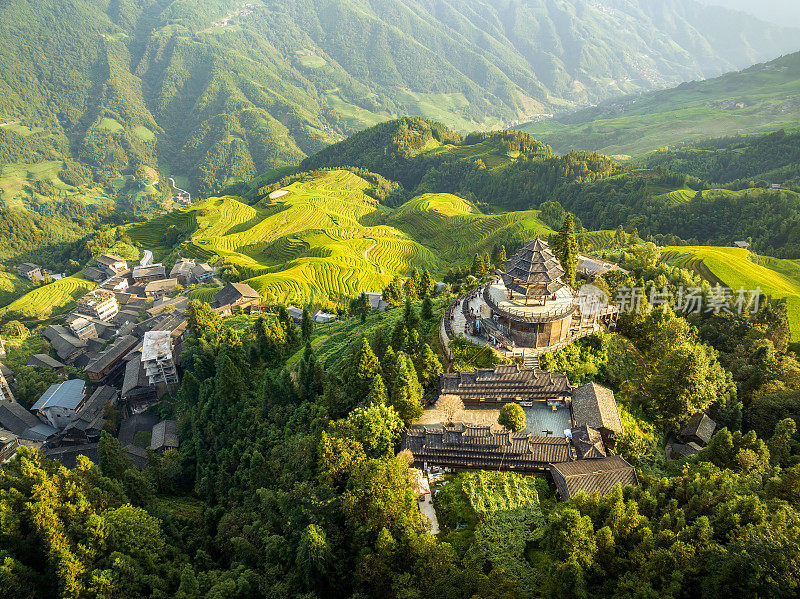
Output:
[
  {"xmin": 85, "ymin": 336, "xmax": 138, "ymax": 376},
  {"xmin": 31, "ymin": 379, "xmax": 86, "ymax": 412},
  {"xmin": 502, "ymin": 238, "xmax": 566, "ymax": 296},
  {"xmin": 213, "ymin": 282, "xmax": 260, "ymax": 307},
  {"xmin": 401, "ymin": 424, "xmax": 573, "ymax": 471},
  {"xmin": 571, "ymin": 425, "xmax": 607, "ymax": 459},
  {"xmin": 151, "ymin": 420, "xmax": 179, "ymax": 450},
  {"xmin": 439, "ymin": 365, "xmax": 571, "ymax": 404},
  {"xmin": 549, "ymin": 455, "xmax": 637, "ymax": 499},
  {"xmin": 572, "ymin": 382, "xmax": 623, "ymax": 434},
  {"xmin": 63, "ymin": 386, "xmax": 116, "ymax": 433},
  {"xmin": 0, "ymin": 400, "xmax": 40, "ymax": 435},
  {"xmin": 679, "ymin": 412, "xmax": 716, "ymax": 444},
  {"xmin": 27, "ymin": 354, "xmax": 65, "ymax": 369}
]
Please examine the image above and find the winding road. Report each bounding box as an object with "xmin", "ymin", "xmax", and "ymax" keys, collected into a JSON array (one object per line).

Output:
[
  {"xmin": 364, "ymin": 239, "xmax": 378, "ymax": 260},
  {"xmin": 169, "ymin": 177, "xmax": 191, "ymax": 203}
]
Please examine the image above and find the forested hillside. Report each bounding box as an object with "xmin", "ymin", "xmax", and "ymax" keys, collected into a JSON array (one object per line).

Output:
[
  {"xmin": 298, "ymin": 118, "xmax": 800, "ymax": 258},
  {"xmin": 523, "ymin": 51, "xmax": 800, "ymax": 156},
  {"xmin": 1, "ymin": 0, "xmax": 798, "ymax": 207}
]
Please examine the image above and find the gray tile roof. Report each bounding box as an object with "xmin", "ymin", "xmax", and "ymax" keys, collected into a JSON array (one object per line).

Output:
[
  {"xmin": 571, "ymin": 425, "xmax": 607, "ymax": 459},
  {"xmin": 571, "ymin": 382, "xmax": 623, "ymax": 434},
  {"xmin": 151, "ymin": 420, "xmax": 179, "ymax": 450},
  {"xmin": 27, "ymin": 354, "xmax": 65, "ymax": 369},
  {"xmin": 85, "ymin": 335, "xmax": 138, "ymax": 377},
  {"xmin": 213, "ymin": 282, "xmax": 260, "ymax": 308},
  {"xmin": 0, "ymin": 400, "xmax": 40, "ymax": 435},
  {"xmin": 439, "ymin": 365, "xmax": 571, "ymax": 404},
  {"xmin": 401, "ymin": 424, "xmax": 573, "ymax": 471},
  {"xmin": 679, "ymin": 412, "xmax": 716, "ymax": 445},
  {"xmin": 550, "ymin": 455, "xmax": 637, "ymax": 499},
  {"xmin": 31, "ymin": 379, "xmax": 86, "ymax": 412}
]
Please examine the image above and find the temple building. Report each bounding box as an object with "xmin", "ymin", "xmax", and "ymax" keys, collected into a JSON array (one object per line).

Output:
[{"xmin": 441, "ymin": 238, "xmax": 617, "ymax": 358}]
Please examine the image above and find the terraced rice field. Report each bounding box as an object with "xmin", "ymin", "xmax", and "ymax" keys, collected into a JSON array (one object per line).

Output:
[
  {"xmin": 662, "ymin": 246, "xmax": 800, "ymax": 340},
  {"xmin": 127, "ymin": 170, "xmax": 554, "ymax": 305},
  {"xmin": 0, "ymin": 274, "xmax": 95, "ymax": 319}
]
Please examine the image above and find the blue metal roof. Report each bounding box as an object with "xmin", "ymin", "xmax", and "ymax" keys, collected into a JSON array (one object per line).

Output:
[{"xmin": 31, "ymin": 379, "xmax": 86, "ymax": 412}]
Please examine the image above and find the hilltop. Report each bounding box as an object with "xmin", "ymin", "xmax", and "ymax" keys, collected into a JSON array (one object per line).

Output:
[{"xmin": 523, "ymin": 51, "xmax": 800, "ymax": 156}]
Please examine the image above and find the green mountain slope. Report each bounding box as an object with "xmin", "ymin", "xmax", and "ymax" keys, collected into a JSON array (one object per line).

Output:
[
  {"xmin": 522, "ymin": 51, "xmax": 800, "ymax": 156},
  {"xmin": 1, "ymin": 0, "xmax": 799, "ymax": 209},
  {"xmin": 126, "ymin": 168, "xmax": 554, "ymax": 303}
]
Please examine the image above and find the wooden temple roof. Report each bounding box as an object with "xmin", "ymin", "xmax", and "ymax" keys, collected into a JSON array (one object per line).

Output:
[
  {"xmin": 439, "ymin": 365, "xmax": 571, "ymax": 404},
  {"xmin": 502, "ymin": 238, "xmax": 567, "ymax": 297}
]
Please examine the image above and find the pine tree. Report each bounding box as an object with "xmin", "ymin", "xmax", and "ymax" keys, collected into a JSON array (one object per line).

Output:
[
  {"xmin": 420, "ymin": 269, "xmax": 434, "ymax": 297},
  {"xmin": 555, "ymin": 214, "xmax": 578, "ymax": 286},
  {"xmin": 301, "ymin": 308, "xmax": 313, "ymax": 342},
  {"xmin": 390, "ymin": 352, "xmax": 424, "ymax": 423},
  {"xmin": 392, "ymin": 321, "xmax": 409, "ymax": 352},
  {"xmin": 366, "ymin": 374, "xmax": 388, "ymax": 406},
  {"xmin": 421, "ymin": 296, "xmax": 434, "ymax": 320},
  {"xmin": 403, "ymin": 298, "xmax": 420, "ymax": 331},
  {"xmin": 497, "ymin": 245, "xmax": 507, "ymax": 269},
  {"xmin": 383, "ymin": 276, "xmax": 404, "ymax": 307},
  {"xmin": 404, "ymin": 267, "xmax": 421, "ymax": 299},
  {"xmin": 382, "ymin": 346, "xmax": 398, "ymax": 394},
  {"xmin": 415, "ymin": 343, "xmax": 443, "ymax": 389},
  {"xmin": 348, "ymin": 337, "xmax": 382, "ymax": 403},
  {"xmin": 98, "ymin": 431, "xmax": 130, "ymax": 480},
  {"xmin": 471, "ymin": 253, "xmax": 482, "ymax": 275}
]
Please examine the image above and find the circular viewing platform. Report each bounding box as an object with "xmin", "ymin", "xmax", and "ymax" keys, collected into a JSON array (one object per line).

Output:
[{"xmin": 482, "ymin": 280, "xmax": 578, "ymax": 324}]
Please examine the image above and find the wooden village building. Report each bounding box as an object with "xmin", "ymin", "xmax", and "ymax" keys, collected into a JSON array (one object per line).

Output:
[
  {"xmin": 213, "ymin": 282, "xmax": 261, "ymax": 315},
  {"xmin": 549, "ymin": 456, "xmax": 638, "ymax": 500},
  {"xmin": 401, "ymin": 424, "xmax": 573, "ymax": 472},
  {"xmin": 439, "ymin": 364, "xmax": 571, "ymax": 406}
]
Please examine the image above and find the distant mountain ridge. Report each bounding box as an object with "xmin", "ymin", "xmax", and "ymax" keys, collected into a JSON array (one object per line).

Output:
[
  {"xmin": 522, "ymin": 51, "xmax": 800, "ymax": 156},
  {"xmin": 0, "ymin": 0, "xmax": 798, "ymax": 202}
]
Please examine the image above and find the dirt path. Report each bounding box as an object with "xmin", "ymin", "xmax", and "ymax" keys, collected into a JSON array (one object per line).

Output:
[{"xmin": 364, "ymin": 239, "xmax": 378, "ymax": 261}]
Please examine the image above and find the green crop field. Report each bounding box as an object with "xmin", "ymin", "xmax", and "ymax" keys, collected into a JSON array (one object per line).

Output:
[
  {"xmin": 128, "ymin": 170, "xmax": 554, "ymax": 305},
  {"xmin": 662, "ymin": 246, "xmax": 800, "ymax": 340},
  {"xmin": 0, "ymin": 274, "xmax": 96, "ymax": 319}
]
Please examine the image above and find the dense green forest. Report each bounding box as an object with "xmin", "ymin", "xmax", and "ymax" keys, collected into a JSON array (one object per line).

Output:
[
  {"xmin": 640, "ymin": 130, "xmax": 800, "ymax": 186},
  {"xmin": 4, "ymin": 261, "xmax": 800, "ymax": 597}
]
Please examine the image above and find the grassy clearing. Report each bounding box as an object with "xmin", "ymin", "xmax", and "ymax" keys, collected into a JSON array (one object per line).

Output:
[
  {"xmin": 0, "ymin": 160, "xmax": 113, "ymax": 210},
  {"xmin": 0, "ymin": 274, "xmax": 95, "ymax": 319},
  {"xmin": 662, "ymin": 246, "xmax": 800, "ymax": 340},
  {"xmin": 97, "ymin": 117, "xmax": 124, "ymax": 132},
  {"xmin": 132, "ymin": 125, "xmax": 155, "ymax": 141}
]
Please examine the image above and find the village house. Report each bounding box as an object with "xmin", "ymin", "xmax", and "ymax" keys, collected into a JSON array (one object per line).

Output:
[
  {"xmin": 76, "ymin": 289, "xmax": 119, "ymax": 322},
  {"xmin": 132, "ymin": 263, "xmax": 167, "ymax": 284},
  {"xmin": 144, "ymin": 278, "xmax": 181, "ymax": 298},
  {"xmin": 31, "ymin": 379, "xmax": 87, "ymax": 429},
  {"xmin": 96, "ymin": 254, "xmax": 129, "ymax": 278},
  {"xmin": 150, "ymin": 419, "xmax": 179, "ymax": 453},
  {"xmin": 549, "ymin": 456, "xmax": 638, "ymax": 500},
  {"xmin": 170, "ymin": 258, "xmax": 215, "ymax": 286},
  {"xmin": 401, "ymin": 424, "xmax": 573, "ymax": 472},
  {"xmin": 58, "ymin": 386, "xmax": 117, "ymax": 445},
  {"xmin": 0, "ymin": 428, "xmax": 21, "ymax": 463},
  {"xmin": 141, "ymin": 331, "xmax": 179, "ymax": 394},
  {"xmin": 571, "ymin": 382, "xmax": 624, "ymax": 447},
  {"xmin": 0, "ymin": 396, "xmax": 57, "ymax": 441},
  {"xmin": 17, "ymin": 263, "xmax": 43, "ymax": 281},
  {"xmin": 68, "ymin": 317, "xmax": 98, "ymax": 341},
  {"xmin": 82, "ymin": 267, "xmax": 107, "ymax": 283},
  {"xmin": 287, "ymin": 306, "xmax": 304, "ymax": 323},
  {"xmin": 27, "ymin": 354, "xmax": 66, "ymax": 375},
  {"xmin": 84, "ymin": 335, "xmax": 139, "ymax": 385},
  {"xmin": 312, "ymin": 309, "xmax": 336, "ymax": 324},
  {"xmin": 213, "ymin": 282, "xmax": 261, "ymax": 315},
  {"xmin": 43, "ymin": 325, "xmax": 88, "ymax": 364},
  {"xmin": 364, "ymin": 292, "xmax": 389, "ymax": 311},
  {"xmin": 121, "ymin": 351, "xmax": 158, "ymax": 411},
  {"xmin": 667, "ymin": 411, "xmax": 717, "ymax": 458},
  {"xmin": 0, "ymin": 365, "xmax": 14, "ymax": 401},
  {"xmin": 439, "ymin": 365, "xmax": 572, "ymax": 407}
]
